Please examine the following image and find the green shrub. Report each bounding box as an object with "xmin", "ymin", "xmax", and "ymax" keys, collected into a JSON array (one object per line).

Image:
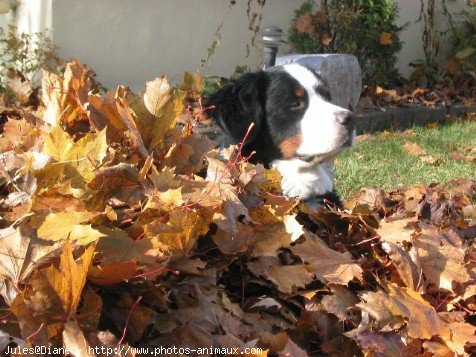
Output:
[
  {"xmin": 0, "ymin": 25, "xmax": 60, "ymax": 89},
  {"xmin": 288, "ymin": 0, "xmax": 404, "ymax": 86}
]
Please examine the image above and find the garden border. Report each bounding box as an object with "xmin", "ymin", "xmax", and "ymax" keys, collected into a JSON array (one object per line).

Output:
[
  {"xmin": 198, "ymin": 104, "xmax": 476, "ymax": 140},
  {"xmin": 354, "ymin": 104, "xmax": 476, "ymax": 134}
]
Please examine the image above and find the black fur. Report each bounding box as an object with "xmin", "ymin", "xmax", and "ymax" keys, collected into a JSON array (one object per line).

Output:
[{"xmin": 206, "ymin": 67, "xmax": 309, "ymax": 164}]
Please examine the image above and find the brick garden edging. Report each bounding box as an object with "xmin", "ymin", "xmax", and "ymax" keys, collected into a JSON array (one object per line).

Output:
[{"xmin": 354, "ymin": 104, "xmax": 476, "ymax": 134}]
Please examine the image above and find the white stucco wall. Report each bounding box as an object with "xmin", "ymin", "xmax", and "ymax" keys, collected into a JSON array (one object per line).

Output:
[
  {"xmin": 2, "ymin": 0, "xmax": 471, "ymax": 89},
  {"xmin": 50, "ymin": 0, "xmax": 297, "ymax": 91},
  {"xmin": 395, "ymin": 0, "xmax": 469, "ymax": 77}
]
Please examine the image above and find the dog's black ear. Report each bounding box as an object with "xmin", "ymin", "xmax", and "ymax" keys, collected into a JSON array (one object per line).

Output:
[{"xmin": 206, "ymin": 71, "xmax": 266, "ymax": 144}]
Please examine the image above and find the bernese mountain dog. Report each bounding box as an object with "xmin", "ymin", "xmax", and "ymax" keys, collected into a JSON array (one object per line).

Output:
[{"xmin": 206, "ymin": 64, "xmax": 355, "ymax": 208}]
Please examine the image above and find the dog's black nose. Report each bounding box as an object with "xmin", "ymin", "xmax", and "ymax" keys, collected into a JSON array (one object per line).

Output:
[{"xmin": 335, "ymin": 110, "xmax": 352, "ymax": 125}]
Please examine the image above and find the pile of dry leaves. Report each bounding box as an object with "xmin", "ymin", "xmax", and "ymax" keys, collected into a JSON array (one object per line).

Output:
[
  {"xmin": 0, "ymin": 61, "xmax": 475, "ymax": 356},
  {"xmin": 359, "ymin": 83, "xmax": 476, "ymax": 110}
]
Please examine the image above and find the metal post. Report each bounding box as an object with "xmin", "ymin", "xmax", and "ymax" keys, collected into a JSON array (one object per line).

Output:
[
  {"xmin": 263, "ymin": 46, "xmax": 278, "ymax": 68},
  {"xmin": 261, "ymin": 26, "xmax": 286, "ymax": 69}
]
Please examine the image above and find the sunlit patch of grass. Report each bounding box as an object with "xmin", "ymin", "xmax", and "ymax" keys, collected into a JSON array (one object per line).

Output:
[{"xmin": 335, "ymin": 120, "xmax": 476, "ymax": 198}]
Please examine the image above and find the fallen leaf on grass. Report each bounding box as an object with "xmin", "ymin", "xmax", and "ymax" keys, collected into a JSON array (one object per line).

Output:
[
  {"xmin": 420, "ymin": 155, "xmax": 441, "ymax": 165},
  {"xmin": 403, "ymin": 141, "xmax": 427, "ymax": 156}
]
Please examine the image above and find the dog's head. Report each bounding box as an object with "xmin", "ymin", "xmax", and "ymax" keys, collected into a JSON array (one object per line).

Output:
[{"xmin": 206, "ymin": 64, "xmax": 355, "ymax": 167}]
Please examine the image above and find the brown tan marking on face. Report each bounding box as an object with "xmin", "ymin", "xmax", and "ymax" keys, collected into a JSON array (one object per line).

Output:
[
  {"xmin": 294, "ymin": 85, "xmax": 306, "ymax": 98},
  {"xmin": 280, "ymin": 134, "xmax": 303, "ymax": 159}
]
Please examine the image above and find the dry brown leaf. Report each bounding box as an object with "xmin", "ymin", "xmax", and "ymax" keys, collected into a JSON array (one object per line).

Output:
[
  {"xmin": 414, "ymin": 227, "xmax": 470, "ymax": 292},
  {"xmin": 88, "ymin": 262, "xmax": 138, "ymax": 286},
  {"xmin": 145, "ymin": 209, "xmax": 209, "ymax": 259},
  {"xmin": 445, "ymin": 322, "xmax": 476, "ymax": 355},
  {"xmin": 377, "ymin": 218, "xmax": 416, "ymax": 245},
  {"xmin": 248, "ymin": 257, "xmax": 313, "ymax": 294},
  {"xmin": 381, "ymin": 241, "xmax": 424, "ymax": 292},
  {"xmin": 278, "ymin": 339, "xmax": 309, "ymax": 357},
  {"xmin": 347, "ymin": 330, "xmax": 407, "ymax": 357},
  {"xmin": 291, "ymin": 233, "xmax": 363, "ymax": 285},
  {"xmin": 63, "ymin": 321, "xmax": 96, "ymax": 357},
  {"xmin": 357, "ymin": 282, "xmax": 449, "ymax": 340},
  {"xmin": 0, "ymin": 226, "xmax": 61, "ymax": 286},
  {"xmin": 294, "ymin": 13, "xmax": 316, "ymax": 37},
  {"xmin": 321, "ymin": 285, "xmax": 358, "ymax": 320},
  {"xmin": 379, "ymin": 32, "xmax": 393, "ymax": 45},
  {"xmin": 41, "ymin": 60, "xmax": 91, "ymax": 127},
  {"xmin": 403, "ymin": 141, "xmax": 427, "ymax": 156}
]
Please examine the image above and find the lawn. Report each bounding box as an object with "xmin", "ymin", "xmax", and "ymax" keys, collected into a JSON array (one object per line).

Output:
[{"xmin": 335, "ymin": 120, "xmax": 476, "ymax": 198}]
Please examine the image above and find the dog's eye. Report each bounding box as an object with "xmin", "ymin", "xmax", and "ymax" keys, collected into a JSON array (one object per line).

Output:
[{"xmin": 289, "ymin": 100, "xmax": 304, "ymax": 110}]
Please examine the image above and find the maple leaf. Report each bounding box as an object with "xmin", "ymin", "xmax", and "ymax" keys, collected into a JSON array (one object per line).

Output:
[
  {"xmin": 88, "ymin": 262, "xmax": 138, "ymax": 286},
  {"xmin": 377, "ymin": 218, "xmax": 416, "ymax": 245},
  {"xmin": 145, "ymin": 209, "xmax": 209, "ymax": 259},
  {"xmin": 41, "ymin": 60, "xmax": 92, "ymax": 127},
  {"xmin": 36, "ymin": 211, "xmax": 102, "ymax": 243},
  {"xmin": 162, "ymin": 133, "xmax": 216, "ymax": 175},
  {"xmin": 291, "ymin": 233, "xmax": 363, "ymax": 285},
  {"xmin": 0, "ymin": 226, "xmax": 61, "ymax": 287},
  {"xmin": 414, "ymin": 226, "xmax": 470, "ymax": 292},
  {"xmin": 248, "ymin": 257, "xmax": 313, "ymax": 294},
  {"xmin": 38, "ymin": 242, "xmax": 94, "ymax": 317},
  {"xmin": 346, "ymin": 330, "xmax": 407, "ymax": 357},
  {"xmin": 445, "ymin": 322, "xmax": 476, "ymax": 355},
  {"xmin": 41, "ymin": 124, "xmax": 107, "ymax": 188},
  {"xmin": 279, "ymin": 339, "xmax": 308, "ymax": 357},
  {"xmin": 0, "ymin": 118, "xmax": 39, "ymax": 152},
  {"xmin": 125, "ymin": 76, "xmax": 178, "ymax": 153},
  {"xmin": 178, "ymin": 71, "xmax": 205, "ymax": 101},
  {"xmin": 63, "ymin": 321, "xmax": 96, "ymax": 357},
  {"xmin": 10, "ymin": 243, "xmax": 94, "ymax": 343},
  {"xmin": 357, "ymin": 282, "xmax": 450, "ymax": 340},
  {"xmin": 96, "ymin": 228, "xmax": 168, "ymax": 265},
  {"xmin": 6, "ymin": 69, "xmax": 34, "ymax": 105},
  {"xmin": 321, "ymin": 285, "xmax": 359, "ymax": 321},
  {"xmin": 381, "ymin": 241, "xmax": 424, "ymax": 292}
]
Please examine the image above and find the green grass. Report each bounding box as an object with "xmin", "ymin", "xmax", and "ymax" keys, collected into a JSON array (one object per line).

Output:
[{"xmin": 335, "ymin": 121, "xmax": 476, "ymax": 198}]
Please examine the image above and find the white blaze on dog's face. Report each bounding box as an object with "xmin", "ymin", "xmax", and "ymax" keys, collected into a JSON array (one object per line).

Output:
[{"xmin": 283, "ymin": 64, "xmax": 354, "ymax": 167}]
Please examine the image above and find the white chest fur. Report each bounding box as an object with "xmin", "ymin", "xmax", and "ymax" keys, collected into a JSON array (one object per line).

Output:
[{"xmin": 271, "ymin": 159, "xmax": 334, "ymax": 200}]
